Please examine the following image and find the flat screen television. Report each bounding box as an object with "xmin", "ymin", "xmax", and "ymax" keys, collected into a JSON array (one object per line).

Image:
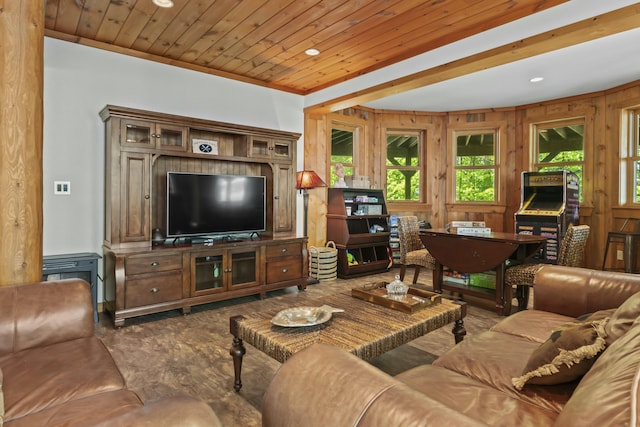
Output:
[{"xmin": 166, "ymin": 172, "xmax": 266, "ymax": 238}]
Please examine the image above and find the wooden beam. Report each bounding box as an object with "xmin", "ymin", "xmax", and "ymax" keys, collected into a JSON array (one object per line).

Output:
[
  {"xmin": 306, "ymin": 4, "xmax": 640, "ymax": 113},
  {"xmin": 0, "ymin": 0, "xmax": 44, "ymax": 285}
]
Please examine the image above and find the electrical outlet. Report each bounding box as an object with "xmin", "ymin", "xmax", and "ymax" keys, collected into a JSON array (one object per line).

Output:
[
  {"xmin": 54, "ymin": 181, "xmax": 71, "ymax": 195},
  {"xmin": 617, "ymin": 250, "xmax": 624, "ymax": 261}
]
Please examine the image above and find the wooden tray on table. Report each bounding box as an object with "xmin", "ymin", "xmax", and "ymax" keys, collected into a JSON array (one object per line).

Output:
[{"xmin": 351, "ymin": 281, "xmax": 442, "ymax": 313}]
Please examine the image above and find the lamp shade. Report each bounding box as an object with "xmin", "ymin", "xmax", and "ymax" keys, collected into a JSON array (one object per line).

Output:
[{"xmin": 296, "ymin": 170, "xmax": 326, "ymax": 190}]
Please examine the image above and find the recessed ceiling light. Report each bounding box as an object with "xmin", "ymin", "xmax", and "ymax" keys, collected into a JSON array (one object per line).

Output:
[
  {"xmin": 530, "ymin": 77, "xmax": 544, "ymax": 83},
  {"xmin": 305, "ymin": 48, "xmax": 320, "ymax": 56},
  {"xmin": 153, "ymin": 0, "xmax": 174, "ymax": 7}
]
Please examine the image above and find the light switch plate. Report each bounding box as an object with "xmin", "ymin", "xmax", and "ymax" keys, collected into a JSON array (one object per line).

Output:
[{"xmin": 54, "ymin": 181, "xmax": 71, "ymax": 195}]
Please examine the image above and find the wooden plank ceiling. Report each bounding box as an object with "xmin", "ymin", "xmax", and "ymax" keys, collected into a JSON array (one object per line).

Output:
[{"xmin": 44, "ymin": 0, "xmax": 567, "ymax": 95}]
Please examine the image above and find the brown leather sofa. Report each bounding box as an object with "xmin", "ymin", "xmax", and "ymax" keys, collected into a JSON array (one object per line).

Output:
[
  {"xmin": 0, "ymin": 279, "xmax": 220, "ymax": 427},
  {"xmin": 262, "ymin": 265, "xmax": 640, "ymax": 427}
]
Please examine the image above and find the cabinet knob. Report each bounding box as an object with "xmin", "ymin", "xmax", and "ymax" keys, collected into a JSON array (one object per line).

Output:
[
  {"xmin": 145, "ymin": 195, "xmax": 150, "ymax": 199},
  {"xmin": 151, "ymin": 261, "xmax": 160, "ymax": 267},
  {"xmin": 224, "ymin": 268, "xmax": 232, "ymax": 273},
  {"xmin": 150, "ymin": 287, "xmax": 159, "ymax": 293},
  {"xmin": 281, "ymin": 248, "xmax": 287, "ymax": 253},
  {"xmin": 282, "ymin": 268, "xmax": 288, "ymax": 273}
]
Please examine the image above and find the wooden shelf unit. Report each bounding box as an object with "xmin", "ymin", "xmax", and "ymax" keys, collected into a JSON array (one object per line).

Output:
[
  {"xmin": 100, "ymin": 105, "xmax": 306, "ymax": 326},
  {"xmin": 327, "ymin": 188, "xmax": 391, "ymax": 278}
]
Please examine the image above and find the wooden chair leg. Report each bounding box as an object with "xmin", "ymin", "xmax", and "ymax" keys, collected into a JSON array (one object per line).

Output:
[
  {"xmin": 412, "ymin": 266, "xmax": 421, "ymax": 284},
  {"xmin": 400, "ymin": 264, "xmax": 407, "ymax": 281},
  {"xmin": 516, "ymin": 285, "xmax": 530, "ymax": 311}
]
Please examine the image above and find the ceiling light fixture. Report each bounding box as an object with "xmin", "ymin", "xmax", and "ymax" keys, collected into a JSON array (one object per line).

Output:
[
  {"xmin": 305, "ymin": 48, "xmax": 320, "ymax": 56},
  {"xmin": 153, "ymin": 0, "xmax": 174, "ymax": 7},
  {"xmin": 530, "ymin": 76, "xmax": 544, "ymax": 83}
]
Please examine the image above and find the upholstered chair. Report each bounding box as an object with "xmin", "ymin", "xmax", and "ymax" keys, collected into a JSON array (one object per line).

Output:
[
  {"xmin": 505, "ymin": 224, "xmax": 590, "ymax": 310},
  {"xmin": 397, "ymin": 216, "xmax": 436, "ymax": 284}
]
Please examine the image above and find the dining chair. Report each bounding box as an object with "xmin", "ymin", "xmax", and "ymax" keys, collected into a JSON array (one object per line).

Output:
[
  {"xmin": 397, "ymin": 216, "xmax": 436, "ymax": 284},
  {"xmin": 505, "ymin": 224, "xmax": 590, "ymax": 310}
]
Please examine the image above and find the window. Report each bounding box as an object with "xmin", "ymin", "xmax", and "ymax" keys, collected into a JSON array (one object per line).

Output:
[
  {"xmin": 532, "ymin": 120, "xmax": 584, "ymax": 201},
  {"xmin": 454, "ymin": 130, "xmax": 497, "ymax": 202},
  {"xmin": 330, "ymin": 125, "xmax": 355, "ymax": 186},
  {"xmin": 620, "ymin": 108, "xmax": 640, "ymax": 204},
  {"xmin": 386, "ymin": 131, "xmax": 421, "ymax": 201}
]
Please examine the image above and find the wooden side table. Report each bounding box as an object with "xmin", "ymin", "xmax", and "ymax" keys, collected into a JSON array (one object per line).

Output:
[{"xmin": 419, "ymin": 230, "xmax": 546, "ymax": 316}]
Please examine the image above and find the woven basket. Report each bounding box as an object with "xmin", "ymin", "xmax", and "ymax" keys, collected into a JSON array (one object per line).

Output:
[{"xmin": 309, "ymin": 241, "xmax": 338, "ymax": 281}]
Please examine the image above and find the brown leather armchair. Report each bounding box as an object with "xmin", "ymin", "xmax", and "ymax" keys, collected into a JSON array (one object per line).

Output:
[{"xmin": 0, "ymin": 279, "xmax": 220, "ymax": 427}]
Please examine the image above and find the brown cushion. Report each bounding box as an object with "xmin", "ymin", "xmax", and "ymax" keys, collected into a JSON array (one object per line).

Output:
[
  {"xmin": 512, "ymin": 316, "xmax": 608, "ymax": 390},
  {"xmin": 605, "ymin": 291, "xmax": 640, "ymax": 344}
]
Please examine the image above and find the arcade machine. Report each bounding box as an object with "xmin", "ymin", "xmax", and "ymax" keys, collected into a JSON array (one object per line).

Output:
[{"xmin": 515, "ymin": 170, "xmax": 580, "ymax": 263}]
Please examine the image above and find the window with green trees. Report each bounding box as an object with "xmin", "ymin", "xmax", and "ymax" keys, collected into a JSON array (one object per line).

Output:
[
  {"xmin": 620, "ymin": 109, "xmax": 640, "ymax": 204},
  {"xmin": 330, "ymin": 126, "xmax": 355, "ymax": 186},
  {"xmin": 454, "ymin": 130, "xmax": 497, "ymax": 202},
  {"xmin": 386, "ymin": 131, "xmax": 421, "ymax": 201},
  {"xmin": 532, "ymin": 120, "xmax": 584, "ymax": 201}
]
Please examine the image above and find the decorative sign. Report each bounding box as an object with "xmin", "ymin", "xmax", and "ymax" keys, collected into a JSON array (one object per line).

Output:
[{"xmin": 192, "ymin": 139, "xmax": 219, "ymax": 155}]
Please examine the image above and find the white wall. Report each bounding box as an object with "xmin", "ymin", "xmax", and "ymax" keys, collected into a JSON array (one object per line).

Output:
[{"xmin": 43, "ymin": 38, "xmax": 305, "ymax": 300}]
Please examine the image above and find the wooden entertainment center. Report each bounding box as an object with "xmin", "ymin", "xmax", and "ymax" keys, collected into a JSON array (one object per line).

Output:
[{"xmin": 100, "ymin": 105, "xmax": 307, "ymax": 327}]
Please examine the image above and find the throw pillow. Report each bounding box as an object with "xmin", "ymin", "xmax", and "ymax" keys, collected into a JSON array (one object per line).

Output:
[
  {"xmin": 512, "ymin": 316, "xmax": 608, "ymax": 391},
  {"xmin": 604, "ymin": 291, "xmax": 640, "ymax": 345}
]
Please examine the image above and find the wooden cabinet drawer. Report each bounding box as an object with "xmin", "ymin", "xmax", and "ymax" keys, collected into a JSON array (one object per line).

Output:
[
  {"xmin": 266, "ymin": 258, "xmax": 302, "ymax": 284},
  {"xmin": 125, "ymin": 271, "xmax": 182, "ymax": 308},
  {"xmin": 266, "ymin": 242, "xmax": 301, "ymax": 259},
  {"xmin": 125, "ymin": 253, "xmax": 182, "ymax": 275}
]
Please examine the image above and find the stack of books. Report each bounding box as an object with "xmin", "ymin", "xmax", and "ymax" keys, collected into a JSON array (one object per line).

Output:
[
  {"xmin": 388, "ymin": 216, "xmax": 401, "ymax": 265},
  {"xmin": 446, "ymin": 221, "xmax": 491, "ymax": 235},
  {"xmin": 444, "ymin": 269, "xmax": 470, "ymax": 285}
]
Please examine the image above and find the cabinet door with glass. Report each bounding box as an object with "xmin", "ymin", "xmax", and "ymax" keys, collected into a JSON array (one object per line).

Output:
[
  {"xmin": 249, "ymin": 136, "xmax": 293, "ymax": 160},
  {"xmin": 192, "ymin": 252, "xmax": 226, "ymax": 296},
  {"xmin": 191, "ymin": 247, "xmax": 261, "ymax": 296},
  {"xmin": 227, "ymin": 247, "xmax": 261, "ymax": 290},
  {"xmin": 120, "ymin": 118, "xmax": 187, "ymax": 151}
]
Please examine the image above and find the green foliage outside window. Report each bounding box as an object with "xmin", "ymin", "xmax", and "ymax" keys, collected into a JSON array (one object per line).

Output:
[
  {"xmin": 331, "ymin": 127, "xmax": 354, "ymax": 186},
  {"xmin": 456, "ymin": 169, "xmax": 495, "ymax": 201},
  {"xmin": 535, "ymin": 123, "xmax": 584, "ymax": 201},
  {"xmin": 386, "ymin": 133, "xmax": 420, "ymax": 201},
  {"xmin": 455, "ymin": 132, "xmax": 496, "ymax": 202},
  {"xmin": 387, "ymin": 170, "xmax": 420, "ymax": 200}
]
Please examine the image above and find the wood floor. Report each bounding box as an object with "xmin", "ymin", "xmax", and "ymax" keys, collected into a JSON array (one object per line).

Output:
[{"xmin": 95, "ymin": 270, "xmax": 508, "ymax": 426}]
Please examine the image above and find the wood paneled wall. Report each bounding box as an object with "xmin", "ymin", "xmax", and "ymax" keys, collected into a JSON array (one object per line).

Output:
[{"xmin": 304, "ymin": 80, "xmax": 640, "ymax": 271}]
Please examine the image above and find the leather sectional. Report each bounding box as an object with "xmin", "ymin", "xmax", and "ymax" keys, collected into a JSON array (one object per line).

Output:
[{"xmin": 262, "ymin": 265, "xmax": 640, "ymax": 426}]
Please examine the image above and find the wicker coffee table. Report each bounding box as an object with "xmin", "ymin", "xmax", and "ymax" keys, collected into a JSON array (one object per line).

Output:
[{"xmin": 229, "ymin": 291, "xmax": 466, "ymax": 391}]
